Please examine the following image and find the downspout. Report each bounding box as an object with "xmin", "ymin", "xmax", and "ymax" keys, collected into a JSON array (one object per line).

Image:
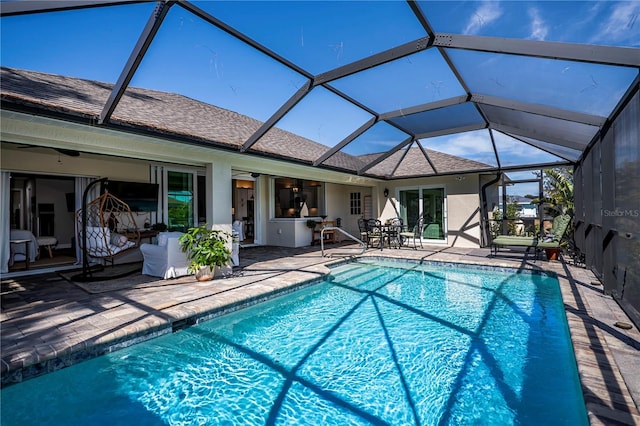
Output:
[{"xmin": 480, "ymin": 173, "xmax": 502, "ymax": 247}]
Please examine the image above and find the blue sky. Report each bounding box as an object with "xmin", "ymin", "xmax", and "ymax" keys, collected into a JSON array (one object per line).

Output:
[{"xmin": 1, "ymin": 1, "xmax": 638, "ymax": 196}]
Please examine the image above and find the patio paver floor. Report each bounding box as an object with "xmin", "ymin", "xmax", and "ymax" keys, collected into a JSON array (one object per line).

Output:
[{"xmin": 2, "ymin": 244, "xmax": 638, "ymax": 425}]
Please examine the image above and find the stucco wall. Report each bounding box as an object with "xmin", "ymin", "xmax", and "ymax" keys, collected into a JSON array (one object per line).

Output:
[
  {"xmin": 324, "ymin": 183, "xmax": 373, "ymax": 239},
  {"xmin": 376, "ymin": 175, "xmax": 482, "ymax": 248}
]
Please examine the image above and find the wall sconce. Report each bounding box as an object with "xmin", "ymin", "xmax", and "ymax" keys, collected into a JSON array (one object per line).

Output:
[
  {"xmin": 383, "ymin": 188, "xmax": 389, "ymax": 198},
  {"xmin": 292, "ymin": 187, "xmax": 299, "ymax": 193}
]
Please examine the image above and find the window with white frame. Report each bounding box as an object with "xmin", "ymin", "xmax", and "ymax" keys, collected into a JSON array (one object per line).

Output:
[{"xmin": 350, "ymin": 192, "xmax": 361, "ymax": 215}]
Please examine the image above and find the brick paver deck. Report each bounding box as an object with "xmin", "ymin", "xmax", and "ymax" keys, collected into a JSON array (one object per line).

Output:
[{"xmin": 2, "ymin": 245, "xmax": 638, "ymax": 425}]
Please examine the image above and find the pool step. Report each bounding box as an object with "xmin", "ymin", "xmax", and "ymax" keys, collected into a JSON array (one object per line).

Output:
[{"xmin": 329, "ymin": 263, "xmax": 389, "ymax": 287}]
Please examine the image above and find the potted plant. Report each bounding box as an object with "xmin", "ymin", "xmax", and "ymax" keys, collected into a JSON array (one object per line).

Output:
[{"xmin": 179, "ymin": 224, "xmax": 232, "ymax": 281}]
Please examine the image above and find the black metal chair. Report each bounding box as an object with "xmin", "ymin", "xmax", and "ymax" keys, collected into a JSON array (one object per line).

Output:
[
  {"xmin": 399, "ymin": 215, "xmax": 425, "ymax": 249},
  {"xmin": 365, "ymin": 219, "xmax": 384, "ymax": 250},
  {"xmin": 385, "ymin": 217, "xmax": 404, "ymax": 249},
  {"xmin": 357, "ymin": 218, "xmax": 369, "ymax": 247}
]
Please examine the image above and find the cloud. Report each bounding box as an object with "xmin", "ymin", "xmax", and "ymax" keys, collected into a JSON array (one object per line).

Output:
[
  {"xmin": 591, "ymin": 1, "xmax": 640, "ymax": 45},
  {"xmin": 463, "ymin": 2, "xmax": 503, "ymax": 35},
  {"xmin": 493, "ymin": 132, "xmax": 558, "ymax": 165},
  {"xmin": 424, "ymin": 131, "xmax": 498, "ymax": 165},
  {"xmin": 528, "ymin": 7, "xmax": 548, "ymax": 41}
]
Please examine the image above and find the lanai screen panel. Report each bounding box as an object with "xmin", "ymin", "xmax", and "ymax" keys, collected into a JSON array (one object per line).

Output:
[
  {"xmin": 328, "ymin": 49, "xmax": 466, "ymax": 113},
  {"xmin": 112, "ymin": 4, "xmax": 309, "ymax": 148},
  {"xmin": 196, "ymin": 1, "xmax": 427, "ymax": 75},
  {"xmin": 493, "ymin": 132, "xmax": 568, "ymax": 168},
  {"xmin": 421, "ymin": 1, "xmax": 640, "ymax": 48},
  {"xmin": 446, "ymin": 49, "xmax": 638, "ymax": 117},
  {"xmin": 250, "ymin": 86, "xmax": 373, "ymax": 162},
  {"xmin": 322, "ymin": 122, "xmax": 410, "ymax": 172},
  {"xmin": 1, "ymin": 3, "xmax": 154, "ymax": 110},
  {"xmin": 416, "ymin": 130, "xmax": 497, "ymax": 174},
  {"xmin": 390, "ymin": 143, "xmax": 437, "ymax": 178},
  {"xmin": 390, "ymin": 103, "xmax": 485, "ymax": 137},
  {"xmin": 508, "ymin": 135, "xmax": 583, "ymax": 162},
  {"xmin": 481, "ymin": 104, "xmax": 600, "ymax": 151},
  {"xmin": 364, "ymin": 143, "xmax": 436, "ymax": 178}
]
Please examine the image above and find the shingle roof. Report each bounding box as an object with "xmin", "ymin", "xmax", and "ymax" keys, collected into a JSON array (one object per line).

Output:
[{"xmin": 1, "ymin": 67, "xmax": 492, "ymax": 177}]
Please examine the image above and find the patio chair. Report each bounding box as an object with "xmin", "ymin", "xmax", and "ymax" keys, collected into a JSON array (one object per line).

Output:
[
  {"xmin": 399, "ymin": 215, "xmax": 425, "ymax": 249},
  {"xmin": 385, "ymin": 217, "xmax": 404, "ymax": 248},
  {"xmin": 491, "ymin": 214, "xmax": 572, "ymax": 258},
  {"xmin": 365, "ymin": 219, "xmax": 384, "ymax": 250},
  {"xmin": 75, "ymin": 191, "xmax": 140, "ymax": 263},
  {"xmin": 140, "ymin": 231, "xmax": 191, "ymax": 279},
  {"xmin": 357, "ymin": 218, "xmax": 369, "ymax": 245}
]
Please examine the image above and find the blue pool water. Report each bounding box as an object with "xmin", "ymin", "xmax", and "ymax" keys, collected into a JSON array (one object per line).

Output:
[{"xmin": 2, "ymin": 260, "xmax": 587, "ymax": 425}]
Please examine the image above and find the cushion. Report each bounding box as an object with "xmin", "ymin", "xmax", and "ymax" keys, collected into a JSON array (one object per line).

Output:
[
  {"xmin": 110, "ymin": 233, "xmax": 128, "ymax": 247},
  {"xmin": 157, "ymin": 233, "xmax": 169, "ymax": 247},
  {"xmin": 157, "ymin": 231, "xmax": 184, "ymax": 247},
  {"xmin": 86, "ymin": 226, "xmax": 110, "ymax": 249},
  {"xmin": 492, "ymin": 236, "xmax": 536, "ymax": 246},
  {"xmin": 552, "ymin": 215, "xmax": 571, "ymax": 241}
]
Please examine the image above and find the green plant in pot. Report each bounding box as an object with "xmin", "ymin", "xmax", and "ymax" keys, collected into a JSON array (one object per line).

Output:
[{"xmin": 179, "ymin": 224, "xmax": 232, "ymax": 281}]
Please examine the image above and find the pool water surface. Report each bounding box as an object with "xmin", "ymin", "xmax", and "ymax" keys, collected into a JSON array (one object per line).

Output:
[{"xmin": 1, "ymin": 260, "xmax": 587, "ymax": 425}]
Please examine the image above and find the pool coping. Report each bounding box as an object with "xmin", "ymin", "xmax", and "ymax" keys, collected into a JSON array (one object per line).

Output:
[{"xmin": 2, "ymin": 247, "xmax": 639, "ymax": 425}]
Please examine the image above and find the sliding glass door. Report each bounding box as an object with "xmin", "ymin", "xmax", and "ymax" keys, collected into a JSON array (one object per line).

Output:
[
  {"xmin": 167, "ymin": 171, "xmax": 195, "ymax": 232},
  {"xmin": 398, "ymin": 187, "xmax": 446, "ymax": 241}
]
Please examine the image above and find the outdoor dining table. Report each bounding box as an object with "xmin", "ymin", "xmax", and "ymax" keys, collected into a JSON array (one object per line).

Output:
[{"xmin": 366, "ymin": 220, "xmax": 403, "ymax": 250}]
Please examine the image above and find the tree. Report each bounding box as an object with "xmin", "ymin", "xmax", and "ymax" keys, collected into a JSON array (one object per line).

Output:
[
  {"xmin": 543, "ymin": 167, "xmax": 574, "ymax": 216},
  {"xmin": 491, "ymin": 198, "xmax": 523, "ymax": 237}
]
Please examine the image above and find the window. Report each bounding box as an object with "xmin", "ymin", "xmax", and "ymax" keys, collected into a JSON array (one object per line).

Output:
[
  {"xmin": 273, "ymin": 178, "xmax": 324, "ymax": 218},
  {"xmin": 350, "ymin": 192, "xmax": 361, "ymax": 215}
]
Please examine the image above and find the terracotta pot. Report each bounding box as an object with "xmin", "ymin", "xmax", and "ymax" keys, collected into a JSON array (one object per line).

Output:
[
  {"xmin": 545, "ymin": 248, "xmax": 561, "ymax": 261},
  {"xmin": 195, "ymin": 266, "xmax": 214, "ymax": 281}
]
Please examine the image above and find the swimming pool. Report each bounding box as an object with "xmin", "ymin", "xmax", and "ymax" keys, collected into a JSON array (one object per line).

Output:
[{"xmin": 1, "ymin": 259, "xmax": 587, "ymax": 425}]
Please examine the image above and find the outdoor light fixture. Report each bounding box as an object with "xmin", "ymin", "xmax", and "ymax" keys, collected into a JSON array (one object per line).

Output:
[{"xmin": 383, "ymin": 188, "xmax": 389, "ymax": 198}]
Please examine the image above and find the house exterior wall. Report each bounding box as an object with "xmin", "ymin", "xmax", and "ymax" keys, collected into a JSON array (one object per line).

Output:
[
  {"xmin": 324, "ymin": 183, "xmax": 374, "ymax": 239},
  {"xmin": 1, "ymin": 111, "xmax": 486, "ymax": 253},
  {"xmin": 2, "ymin": 111, "xmax": 379, "ymax": 250},
  {"xmin": 377, "ymin": 175, "xmax": 482, "ymax": 248},
  {"xmin": 2, "ymin": 139, "xmax": 485, "ymax": 250}
]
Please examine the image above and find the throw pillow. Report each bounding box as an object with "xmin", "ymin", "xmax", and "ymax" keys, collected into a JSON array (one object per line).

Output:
[{"xmin": 110, "ymin": 233, "xmax": 128, "ymax": 247}]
